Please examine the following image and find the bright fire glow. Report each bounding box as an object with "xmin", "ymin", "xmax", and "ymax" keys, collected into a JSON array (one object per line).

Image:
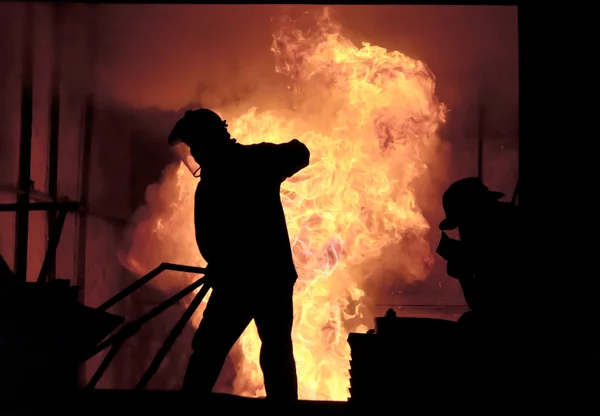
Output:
[{"xmin": 121, "ymin": 8, "xmax": 447, "ymax": 401}]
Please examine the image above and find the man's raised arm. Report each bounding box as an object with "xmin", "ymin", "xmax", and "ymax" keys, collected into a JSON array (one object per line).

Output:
[{"xmin": 256, "ymin": 139, "xmax": 310, "ymax": 182}]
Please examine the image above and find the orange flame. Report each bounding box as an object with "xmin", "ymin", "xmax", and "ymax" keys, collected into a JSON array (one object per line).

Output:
[{"xmin": 121, "ymin": 8, "xmax": 446, "ymax": 401}]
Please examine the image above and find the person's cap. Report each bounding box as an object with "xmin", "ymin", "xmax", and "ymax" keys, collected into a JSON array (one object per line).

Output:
[
  {"xmin": 439, "ymin": 177, "xmax": 504, "ymax": 230},
  {"xmin": 168, "ymin": 109, "xmax": 227, "ymax": 147}
]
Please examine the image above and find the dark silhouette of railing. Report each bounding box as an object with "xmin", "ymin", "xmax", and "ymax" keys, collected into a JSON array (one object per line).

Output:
[
  {"xmin": 0, "ymin": 196, "xmax": 211, "ymax": 390},
  {"xmin": 85, "ymin": 262, "xmax": 210, "ymax": 390},
  {"xmin": 0, "ymin": 199, "xmax": 81, "ymax": 283}
]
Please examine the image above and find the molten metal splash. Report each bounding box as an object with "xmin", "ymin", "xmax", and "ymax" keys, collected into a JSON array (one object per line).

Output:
[{"xmin": 122, "ymin": 9, "xmax": 446, "ymax": 401}]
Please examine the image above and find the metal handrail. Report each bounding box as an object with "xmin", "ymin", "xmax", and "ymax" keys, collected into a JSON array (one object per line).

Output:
[{"xmin": 85, "ymin": 262, "xmax": 208, "ymax": 390}]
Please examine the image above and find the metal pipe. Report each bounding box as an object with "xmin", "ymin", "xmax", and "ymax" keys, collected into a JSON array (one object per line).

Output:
[
  {"xmin": 477, "ymin": 103, "xmax": 484, "ymax": 182},
  {"xmin": 47, "ymin": 3, "xmax": 63, "ymax": 282},
  {"xmin": 76, "ymin": 95, "xmax": 93, "ymax": 299},
  {"xmin": 75, "ymin": 4, "xmax": 98, "ymax": 312},
  {"xmin": 517, "ymin": 6, "xmax": 526, "ymax": 211},
  {"xmin": 14, "ymin": 3, "xmax": 34, "ymax": 280},
  {"xmin": 511, "ymin": 180, "xmax": 519, "ymax": 205}
]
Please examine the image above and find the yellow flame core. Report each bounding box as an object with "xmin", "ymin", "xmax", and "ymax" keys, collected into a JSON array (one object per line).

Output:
[{"xmin": 122, "ymin": 9, "xmax": 446, "ymax": 401}]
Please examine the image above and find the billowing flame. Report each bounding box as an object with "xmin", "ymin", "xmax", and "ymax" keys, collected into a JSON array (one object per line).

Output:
[{"xmin": 121, "ymin": 8, "xmax": 446, "ymax": 401}]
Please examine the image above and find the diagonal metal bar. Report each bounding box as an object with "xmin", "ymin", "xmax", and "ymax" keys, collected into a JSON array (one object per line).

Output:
[
  {"xmin": 96, "ymin": 264, "xmax": 166, "ymax": 312},
  {"xmin": 86, "ymin": 340, "xmax": 126, "ymax": 390},
  {"xmin": 84, "ymin": 276, "xmax": 205, "ymax": 362},
  {"xmin": 135, "ymin": 280, "xmax": 211, "ymax": 389},
  {"xmin": 97, "ymin": 263, "xmax": 206, "ymax": 312},
  {"xmin": 511, "ymin": 180, "xmax": 519, "ymax": 205},
  {"xmin": 37, "ymin": 208, "xmax": 68, "ymax": 283}
]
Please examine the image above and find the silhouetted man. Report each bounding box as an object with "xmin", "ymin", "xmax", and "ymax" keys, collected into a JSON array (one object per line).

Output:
[
  {"xmin": 168, "ymin": 109, "xmax": 310, "ymax": 401},
  {"xmin": 436, "ymin": 177, "xmax": 524, "ymax": 406},
  {"xmin": 436, "ymin": 177, "xmax": 522, "ymax": 322}
]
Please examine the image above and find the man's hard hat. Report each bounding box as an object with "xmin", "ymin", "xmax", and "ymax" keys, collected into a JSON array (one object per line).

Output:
[
  {"xmin": 167, "ymin": 109, "xmax": 227, "ymax": 178},
  {"xmin": 439, "ymin": 177, "xmax": 505, "ymax": 230},
  {"xmin": 168, "ymin": 109, "xmax": 227, "ymax": 147}
]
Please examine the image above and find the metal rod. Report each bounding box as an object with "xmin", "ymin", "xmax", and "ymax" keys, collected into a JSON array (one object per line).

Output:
[
  {"xmin": 84, "ymin": 276, "xmax": 206, "ymax": 361},
  {"xmin": 47, "ymin": 3, "xmax": 63, "ymax": 282},
  {"xmin": 37, "ymin": 208, "xmax": 68, "ymax": 283},
  {"xmin": 511, "ymin": 180, "xmax": 519, "ymax": 205},
  {"xmin": 477, "ymin": 103, "xmax": 484, "ymax": 182},
  {"xmin": 97, "ymin": 265, "xmax": 165, "ymax": 312},
  {"xmin": 135, "ymin": 281, "xmax": 211, "ymax": 389},
  {"xmin": 517, "ymin": 6, "xmax": 527, "ymax": 212},
  {"xmin": 86, "ymin": 341, "xmax": 125, "ymax": 390},
  {"xmin": 76, "ymin": 4, "xmax": 98, "ymax": 313},
  {"xmin": 14, "ymin": 3, "xmax": 34, "ymax": 280},
  {"xmin": 76, "ymin": 95, "xmax": 94, "ymax": 304},
  {"xmin": 97, "ymin": 263, "xmax": 206, "ymax": 312},
  {"xmin": 76, "ymin": 5, "xmax": 98, "ymax": 389}
]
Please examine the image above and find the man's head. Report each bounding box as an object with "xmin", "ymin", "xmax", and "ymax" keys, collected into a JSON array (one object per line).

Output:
[
  {"xmin": 439, "ymin": 177, "xmax": 504, "ymax": 231},
  {"xmin": 168, "ymin": 109, "xmax": 231, "ymax": 175}
]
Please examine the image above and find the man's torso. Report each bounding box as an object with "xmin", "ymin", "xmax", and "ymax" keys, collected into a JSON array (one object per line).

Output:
[
  {"xmin": 194, "ymin": 143, "xmax": 298, "ymax": 284},
  {"xmin": 458, "ymin": 203, "xmax": 523, "ymax": 313}
]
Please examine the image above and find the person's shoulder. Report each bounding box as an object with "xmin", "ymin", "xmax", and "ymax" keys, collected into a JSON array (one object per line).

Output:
[
  {"xmin": 231, "ymin": 143, "xmax": 274, "ymax": 173},
  {"xmin": 242, "ymin": 142, "xmax": 269, "ymax": 149},
  {"xmin": 238, "ymin": 142, "xmax": 279, "ymax": 158}
]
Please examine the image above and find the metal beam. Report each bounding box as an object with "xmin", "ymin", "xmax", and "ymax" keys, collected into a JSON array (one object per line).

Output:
[
  {"xmin": 14, "ymin": 3, "xmax": 34, "ymax": 280},
  {"xmin": 477, "ymin": 102, "xmax": 485, "ymax": 182},
  {"xmin": 76, "ymin": 5, "xmax": 97, "ymax": 306},
  {"xmin": 517, "ymin": 3, "xmax": 527, "ymax": 210},
  {"xmin": 76, "ymin": 8, "xmax": 98, "ymax": 387},
  {"xmin": 47, "ymin": 3, "xmax": 63, "ymax": 282}
]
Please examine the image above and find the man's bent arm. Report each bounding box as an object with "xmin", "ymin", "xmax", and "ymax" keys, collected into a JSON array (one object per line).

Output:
[{"xmin": 259, "ymin": 139, "xmax": 310, "ymax": 182}]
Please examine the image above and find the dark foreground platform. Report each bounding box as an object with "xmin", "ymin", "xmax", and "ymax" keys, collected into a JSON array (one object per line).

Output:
[
  {"xmin": 4, "ymin": 390, "xmax": 349, "ymax": 416},
  {"xmin": 2, "ymin": 389, "xmax": 560, "ymax": 415}
]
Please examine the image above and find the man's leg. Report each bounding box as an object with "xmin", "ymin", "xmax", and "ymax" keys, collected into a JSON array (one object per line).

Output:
[
  {"xmin": 254, "ymin": 281, "xmax": 298, "ymax": 401},
  {"xmin": 182, "ymin": 287, "xmax": 252, "ymax": 393}
]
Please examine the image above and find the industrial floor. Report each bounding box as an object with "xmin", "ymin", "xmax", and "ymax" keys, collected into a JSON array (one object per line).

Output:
[
  {"xmin": 3, "ymin": 389, "xmax": 566, "ymax": 415},
  {"xmin": 7, "ymin": 390, "xmax": 349, "ymax": 415},
  {"xmin": 88, "ymin": 391, "xmax": 348, "ymax": 414}
]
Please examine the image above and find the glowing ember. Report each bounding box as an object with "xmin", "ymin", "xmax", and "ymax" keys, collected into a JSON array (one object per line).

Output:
[{"xmin": 121, "ymin": 8, "xmax": 446, "ymax": 401}]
